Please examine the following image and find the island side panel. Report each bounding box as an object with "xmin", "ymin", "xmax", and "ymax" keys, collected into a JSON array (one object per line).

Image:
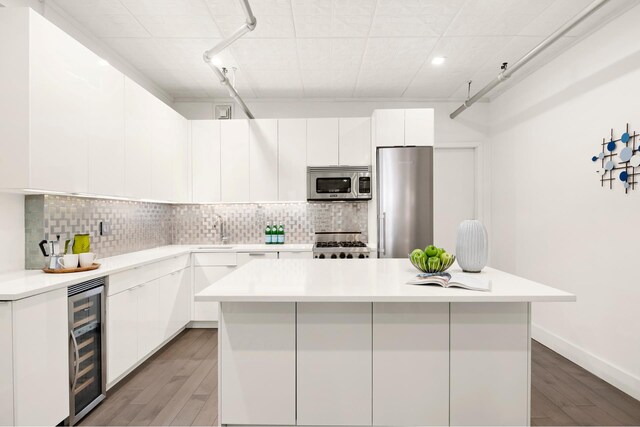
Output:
[
  {"xmin": 450, "ymin": 302, "xmax": 530, "ymax": 426},
  {"xmin": 297, "ymin": 302, "xmax": 372, "ymax": 426},
  {"xmin": 219, "ymin": 302, "xmax": 296, "ymax": 426},
  {"xmin": 373, "ymin": 302, "xmax": 450, "ymax": 426}
]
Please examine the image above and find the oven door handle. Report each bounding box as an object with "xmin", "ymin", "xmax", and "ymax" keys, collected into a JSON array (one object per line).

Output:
[{"xmin": 70, "ymin": 330, "xmax": 80, "ymax": 391}]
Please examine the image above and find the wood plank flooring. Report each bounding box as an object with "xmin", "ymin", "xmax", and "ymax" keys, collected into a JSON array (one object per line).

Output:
[{"xmin": 80, "ymin": 329, "xmax": 640, "ymax": 426}]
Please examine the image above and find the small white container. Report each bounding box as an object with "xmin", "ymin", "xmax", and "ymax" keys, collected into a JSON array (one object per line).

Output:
[{"xmin": 456, "ymin": 220, "xmax": 488, "ymax": 273}]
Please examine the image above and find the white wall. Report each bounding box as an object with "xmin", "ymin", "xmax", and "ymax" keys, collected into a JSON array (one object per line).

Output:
[
  {"xmin": 489, "ymin": 4, "xmax": 640, "ymax": 400},
  {"xmin": 0, "ymin": 193, "xmax": 25, "ymax": 273}
]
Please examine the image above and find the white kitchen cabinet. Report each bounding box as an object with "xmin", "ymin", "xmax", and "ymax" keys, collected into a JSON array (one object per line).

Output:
[
  {"xmin": 191, "ymin": 120, "xmax": 221, "ymax": 203},
  {"xmin": 405, "ymin": 108, "xmax": 435, "ymax": 147},
  {"xmin": 297, "ymin": 302, "xmax": 372, "ymax": 426},
  {"xmin": 278, "ymin": 119, "xmax": 307, "ymax": 201},
  {"xmin": 137, "ymin": 279, "xmax": 161, "ymax": 359},
  {"xmin": 237, "ymin": 251, "xmax": 278, "ymax": 267},
  {"xmin": 151, "ymin": 104, "xmax": 176, "ymax": 201},
  {"xmin": 450, "ymin": 303, "xmax": 529, "ymax": 426},
  {"xmin": 193, "ymin": 265, "xmax": 236, "ymax": 322},
  {"xmin": 0, "ymin": 302, "xmax": 13, "ymax": 426},
  {"xmin": 11, "ymin": 289, "xmax": 69, "ymax": 426},
  {"xmin": 339, "ymin": 117, "xmax": 371, "ymax": 165},
  {"xmin": 124, "ymin": 77, "xmax": 154, "ymax": 200},
  {"xmin": 172, "ymin": 113, "xmax": 190, "ymax": 203},
  {"xmin": 87, "ymin": 61, "xmax": 126, "ymax": 197},
  {"xmin": 250, "ymin": 119, "xmax": 278, "ymax": 201},
  {"xmin": 220, "ymin": 302, "xmax": 296, "ymax": 426},
  {"xmin": 159, "ymin": 268, "xmax": 191, "ymax": 340},
  {"xmin": 278, "ymin": 251, "xmax": 313, "ymax": 259},
  {"xmin": 373, "ymin": 109, "xmax": 404, "ymax": 147},
  {"xmin": 307, "ymin": 118, "xmax": 339, "ymax": 166},
  {"xmin": 221, "ymin": 120, "xmax": 250, "ymax": 202},
  {"xmin": 373, "ymin": 303, "xmax": 449, "ymax": 426},
  {"xmin": 107, "ymin": 287, "xmax": 138, "ymax": 384}
]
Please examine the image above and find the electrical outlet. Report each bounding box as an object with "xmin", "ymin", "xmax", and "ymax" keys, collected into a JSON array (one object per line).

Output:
[{"xmin": 99, "ymin": 221, "xmax": 111, "ymax": 236}]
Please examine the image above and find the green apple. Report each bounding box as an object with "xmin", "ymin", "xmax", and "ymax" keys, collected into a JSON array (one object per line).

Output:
[
  {"xmin": 410, "ymin": 249, "xmax": 424, "ymax": 264},
  {"xmin": 424, "ymin": 245, "xmax": 438, "ymax": 257},
  {"xmin": 440, "ymin": 252, "xmax": 454, "ymax": 265},
  {"xmin": 427, "ymin": 256, "xmax": 441, "ymax": 270},
  {"xmin": 436, "ymin": 247, "xmax": 445, "ymax": 256}
]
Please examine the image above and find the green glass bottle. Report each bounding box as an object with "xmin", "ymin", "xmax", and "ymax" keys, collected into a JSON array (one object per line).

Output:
[
  {"xmin": 265, "ymin": 222, "xmax": 272, "ymax": 244},
  {"xmin": 278, "ymin": 223, "xmax": 285, "ymax": 244}
]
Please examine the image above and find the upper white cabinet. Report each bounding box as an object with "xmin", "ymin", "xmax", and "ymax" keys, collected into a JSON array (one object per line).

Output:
[
  {"xmin": 405, "ymin": 109, "xmax": 435, "ymax": 147},
  {"xmin": 339, "ymin": 117, "xmax": 371, "ymax": 166},
  {"xmin": 191, "ymin": 120, "xmax": 221, "ymax": 203},
  {"xmin": 124, "ymin": 77, "xmax": 154, "ymax": 200},
  {"xmin": 221, "ymin": 120, "xmax": 250, "ymax": 202},
  {"xmin": 373, "ymin": 109, "xmax": 434, "ymax": 147},
  {"xmin": 307, "ymin": 118, "xmax": 339, "ymax": 166},
  {"xmin": 278, "ymin": 119, "xmax": 307, "ymax": 201},
  {"xmin": 250, "ymin": 119, "xmax": 278, "ymax": 201}
]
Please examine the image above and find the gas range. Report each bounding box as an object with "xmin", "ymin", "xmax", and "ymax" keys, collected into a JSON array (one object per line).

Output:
[{"xmin": 313, "ymin": 232, "xmax": 370, "ymax": 259}]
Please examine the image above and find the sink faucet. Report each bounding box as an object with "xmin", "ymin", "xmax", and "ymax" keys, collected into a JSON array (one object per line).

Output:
[{"xmin": 212, "ymin": 213, "xmax": 229, "ymax": 244}]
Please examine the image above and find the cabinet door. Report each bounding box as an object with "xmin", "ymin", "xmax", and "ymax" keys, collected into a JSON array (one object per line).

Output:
[
  {"xmin": 221, "ymin": 120, "xmax": 250, "ymax": 202},
  {"xmin": 12, "ymin": 289, "xmax": 69, "ymax": 426},
  {"xmin": 237, "ymin": 251, "xmax": 278, "ymax": 267},
  {"xmin": 373, "ymin": 109, "xmax": 404, "ymax": 147},
  {"xmin": 124, "ymin": 77, "xmax": 153, "ymax": 199},
  {"xmin": 159, "ymin": 269, "xmax": 190, "ymax": 340},
  {"xmin": 87, "ymin": 64, "xmax": 125, "ymax": 197},
  {"xmin": 278, "ymin": 119, "xmax": 307, "ymax": 201},
  {"xmin": 405, "ymin": 108, "xmax": 434, "ymax": 147},
  {"xmin": 250, "ymin": 119, "xmax": 278, "ymax": 201},
  {"xmin": 339, "ymin": 117, "xmax": 371, "ymax": 166},
  {"xmin": 151, "ymin": 104, "xmax": 175, "ymax": 201},
  {"xmin": 220, "ymin": 302, "xmax": 296, "ymax": 425},
  {"xmin": 307, "ymin": 118, "xmax": 338, "ymax": 166},
  {"xmin": 297, "ymin": 302, "xmax": 372, "ymax": 426},
  {"xmin": 172, "ymin": 114, "xmax": 190, "ymax": 203},
  {"xmin": 107, "ymin": 289, "xmax": 138, "ymax": 384},
  {"xmin": 191, "ymin": 120, "xmax": 221, "ymax": 203},
  {"xmin": 373, "ymin": 303, "xmax": 449, "ymax": 426},
  {"xmin": 137, "ymin": 280, "xmax": 161, "ymax": 358},
  {"xmin": 193, "ymin": 265, "xmax": 237, "ymax": 321},
  {"xmin": 29, "ymin": 16, "xmax": 89, "ymax": 193},
  {"xmin": 0, "ymin": 302, "xmax": 13, "ymax": 426}
]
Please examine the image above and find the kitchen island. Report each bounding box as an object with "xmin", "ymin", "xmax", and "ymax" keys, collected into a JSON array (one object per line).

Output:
[{"xmin": 196, "ymin": 259, "xmax": 575, "ymax": 427}]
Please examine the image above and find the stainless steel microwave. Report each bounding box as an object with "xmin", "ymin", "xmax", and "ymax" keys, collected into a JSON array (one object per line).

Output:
[{"xmin": 307, "ymin": 166, "xmax": 372, "ymax": 201}]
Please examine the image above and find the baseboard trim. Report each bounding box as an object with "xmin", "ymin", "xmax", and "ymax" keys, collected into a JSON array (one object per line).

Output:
[
  {"xmin": 532, "ymin": 324, "xmax": 640, "ymax": 401},
  {"xmin": 188, "ymin": 320, "xmax": 218, "ymax": 329}
]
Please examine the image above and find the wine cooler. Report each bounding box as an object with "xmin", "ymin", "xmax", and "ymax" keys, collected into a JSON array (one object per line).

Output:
[{"xmin": 67, "ymin": 278, "xmax": 106, "ymax": 425}]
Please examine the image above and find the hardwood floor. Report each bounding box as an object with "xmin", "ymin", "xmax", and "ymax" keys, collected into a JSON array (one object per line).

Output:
[{"xmin": 80, "ymin": 329, "xmax": 640, "ymax": 427}]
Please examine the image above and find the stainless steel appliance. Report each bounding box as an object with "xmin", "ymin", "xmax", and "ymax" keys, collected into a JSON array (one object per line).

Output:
[
  {"xmin": 67, "ymin": 278, "xmax": 106, "ymax": 425},
  {"xmin": 377, "ymin": 146, "xmax": 434, "ymax": 258},
  {"xmin": 313, "ymin": 232, "xmax": 370, "ymax": 259},
  {"xmin": 307, "ymin": 166, "xmax": 372, "ymax": 201},
  {"xmin": 39, "ymin": 235, "xmax": 64, "ymax": 269}
]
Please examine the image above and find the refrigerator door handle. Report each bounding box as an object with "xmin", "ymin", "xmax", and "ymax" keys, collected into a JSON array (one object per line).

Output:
[
  {"xmin": 380, "ymin": 212, "xmax": 386, "ymax": 256},
  {"xmin": 70, "ymin": 330, "xmax": 80, "ymax": 391}
]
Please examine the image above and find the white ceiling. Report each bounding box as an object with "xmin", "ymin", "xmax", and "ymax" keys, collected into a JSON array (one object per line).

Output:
[{"xmin": 49, "ymin": 0, "xmax": 635, "ymax": 101}]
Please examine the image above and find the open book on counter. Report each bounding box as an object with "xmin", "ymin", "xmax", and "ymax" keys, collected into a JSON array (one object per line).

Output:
[{"xmin": 407, "ymin": 272, "xmax": 492, "ymax": 292}]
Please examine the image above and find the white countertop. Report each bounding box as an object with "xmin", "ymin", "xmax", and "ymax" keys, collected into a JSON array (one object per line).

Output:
[
  {"xmin": 0, "ymin": 243, "xmax": 313, "ymax": 301},
  {"xmin": 195, "ymin": 259, "xmax": 576, "ymax": 303}
]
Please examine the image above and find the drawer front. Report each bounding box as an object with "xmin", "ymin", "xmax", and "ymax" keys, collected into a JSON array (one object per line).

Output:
[
  {"xmin": 193, "ymin": 252, "xmax": 238, "ymax": 267},
  {"xmin": 157, "ymin": 254, "xmax": 190, "ymax": 277},
  {"xmin": 237, "ymin": 251, "xmax": 278, "ymax": 266},
  {"xmin": 108, "ymin": 263, "xmax": 159, "ymax": 296},
  {"xmin": 278, "ymin": 251, "xmax": 313, "ymax": 259}
]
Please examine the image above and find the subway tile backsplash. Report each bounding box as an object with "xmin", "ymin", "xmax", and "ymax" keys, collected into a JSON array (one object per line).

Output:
[{"xmin": 25, "ymin": 195, "xmax": 368, "ymax": 269}]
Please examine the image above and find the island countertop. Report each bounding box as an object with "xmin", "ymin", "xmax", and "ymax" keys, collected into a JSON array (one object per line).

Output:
[{"xmin": 195, "ymin": 258, "xmax": 576, "ymax": 303}]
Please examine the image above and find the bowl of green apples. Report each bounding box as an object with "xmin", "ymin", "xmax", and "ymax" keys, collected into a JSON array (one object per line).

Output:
[{"xmin": 409, "ymin": 245, "xmax": 456, "ymax": 273}]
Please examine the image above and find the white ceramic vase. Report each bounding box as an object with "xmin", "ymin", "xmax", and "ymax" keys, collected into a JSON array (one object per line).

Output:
[{"xmin": 456, "ymin": 220, "xmax": 488, "ymax": 273}]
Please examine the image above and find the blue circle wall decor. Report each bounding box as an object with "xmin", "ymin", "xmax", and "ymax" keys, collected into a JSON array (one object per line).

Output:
[{"xmin": 592, "ymin": 124, "xmax": 638, "ymax": 194}]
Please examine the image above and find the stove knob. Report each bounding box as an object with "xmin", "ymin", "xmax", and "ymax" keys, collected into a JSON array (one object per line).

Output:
[
  {"xmin": 339, "ymin": 252, "xmax": 346, "ymax": 259},
  {"xmin": 346, "ymin": 254, "xmax": 353, "ymax": 259},
  {"xmin": 330, "ymin": 254, "xmax": 338, "ymax": 259},
  {"xmin": 319, "ymin": 254, "xmax": 325, "ymax": 259},
  {"xmin": 358, "ymin": 254, "xmax": 365, "ymax": 259}
]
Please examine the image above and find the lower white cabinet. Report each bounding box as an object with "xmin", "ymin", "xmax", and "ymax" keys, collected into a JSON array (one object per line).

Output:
[
  {"xmin": 237, "ymin": 251, "xmax": 278, "ymax": 266},
  {"xmin": 193, "ymin": 265, "xmax": 236, "ymax": 321},
  {"xmin": 297, "ymin": 302, "xmax": 372, "ymax": 426},
  {"xmin": 137, "ymin": 279, "xmax": 161, "ymax": 359},
  {"xmin": 1, "ymin": 289, "xmax": 69, "ymax": 426},
  {"xmin": 159, "ymin": 268, "xmax": 191, "ymax": 340},
  {"xmin": 107, "ymin": 286, "xmax": 139, "ymax": 383},
  {"xmin": 278, "ymin": 251, "xmax": 313, "ymax": 259},
  {"xmin": 220, "ymin": 302, "xmax": 296, "ymax": 425}
]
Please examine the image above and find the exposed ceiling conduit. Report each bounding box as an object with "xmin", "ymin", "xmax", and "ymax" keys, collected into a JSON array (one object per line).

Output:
[
  {"xmin": 203, "ymin": 0, "xmax": 256, "ymax": 119},
  {"xmin": 449, "ymin": 0, "xmax": 610, "ymax": 119}
]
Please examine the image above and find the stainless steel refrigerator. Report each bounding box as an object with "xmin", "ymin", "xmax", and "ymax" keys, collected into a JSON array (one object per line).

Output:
[{"xmin": 377, "ymin": 146, "xmax": 434, "ymax": 258}]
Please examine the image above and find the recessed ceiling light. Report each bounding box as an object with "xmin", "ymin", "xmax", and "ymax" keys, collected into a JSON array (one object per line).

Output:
[{"xmin": 431, "ymin": 56, "xmax": 446, "ymax": 65}]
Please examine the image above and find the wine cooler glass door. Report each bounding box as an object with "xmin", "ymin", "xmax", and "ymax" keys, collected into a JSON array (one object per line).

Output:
[{"xmin": 69, "ymin": 286, "xmax": 105, "ymax": 424}]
